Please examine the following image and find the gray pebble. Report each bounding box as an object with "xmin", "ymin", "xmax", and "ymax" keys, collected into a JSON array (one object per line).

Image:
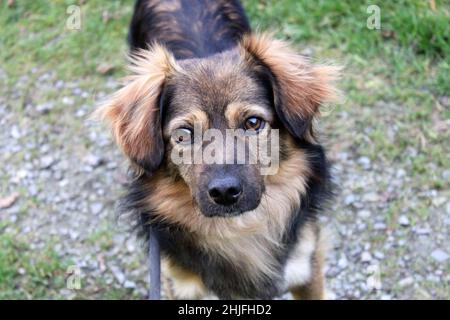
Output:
[
  {"xmin": 90, "ymin": 203, "xmax": 104, "ymax": 215},
  {"xmin": 124, "ymin": 280, "xmax": 136, "ymax": 289},
  {"xmin": 430, "ymin": 249, "xmax": 449, "ymax": 263},
  {"xmin": 373, "ymin": 222, "xmax": 386, "ymax": 230},
  {"xmin": 62, "ymin": 96, "xmax": 74, "ymax": 105},
  {"xmin": 75, "ymin": 109, "xmax": 87, "ymax": 118},
  {"xmin": 415, "ymin": 227, "xmax": 431, "ymax": 235},
  {"xmin": 84, "ymin": 154, "xmax": 104, "ymax": 168},
  {"xmin": 358, "ymin": 210, "xmax": 371, "ymax": 218},
  {"xmin": 357, "ymin": 156, "xmax": 371, "ymax": 169},
  {"xmin": 344, "ymin": 194, "xmax": 356, "ymax": 206},
  {"xmin": 11, "ymin": 126, "xmax": 21, "ymax": 139},
  {"xmin": 396, "ymin": 168, "xmax": 406, "ymax": 178},
  {"xmin": 55, "ymin": 80, "xmax": 65, "ymax": 89},
  {"xmin": 442, "ymin": 170, "xmax": 450, "ymax": 180},
  {"xmin": 373, "ymin": 251, "xmax": 385, "ymax": 260},
  {"xmin": 363, "ymin": 192, "xmax": 379, "ymax": 202},
  {"xmin": 361, "ymin": 251, "xmax": 372, "ymax": 263},
  {"xmin": 36, "ymin": 102, "xmax": 54, "ymax": 114},
  {"xmin": 338, "ymin": 255, "xmax": 348, "ymax": 269},
  {"xmin": 398, "ymin": 277, "xmax": 414, "ymax": 288},
  {"xmin": 40, "ymin": 155, "xmax": 56, "ymax": 169},
  {"xmin": 111, "ymin": 266, "xmax": 126, "ymax": 284},
  {"xmin": 398, "ymin": 215, "xmax": 410, "ymax": 227},
  {"xmin": 426, "ymin": 274, "xmax": 440, "ymax": 283}
]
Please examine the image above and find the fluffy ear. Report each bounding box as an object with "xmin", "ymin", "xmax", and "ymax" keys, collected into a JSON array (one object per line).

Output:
[
  {"xmin": 240, "ymin": 33, "xmax": 341, "ymax": 140},
  {"xmin": 93, "ymin": 44, "xmax": 180, "ymax": 172}
]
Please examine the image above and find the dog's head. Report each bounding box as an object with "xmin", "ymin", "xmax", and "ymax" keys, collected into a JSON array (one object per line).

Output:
[{"xmin": 96, "ymin": 33, "xmax": 339, "ymax": 218}]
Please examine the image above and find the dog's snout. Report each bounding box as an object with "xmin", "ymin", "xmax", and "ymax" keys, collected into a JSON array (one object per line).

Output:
[
  {"xmin": 197, "ymin": 166, "xmax": 262, "ymax": 216},
  {"xmin": 208, "ymin": 177, "xmax": 242, "ymax": 206}
]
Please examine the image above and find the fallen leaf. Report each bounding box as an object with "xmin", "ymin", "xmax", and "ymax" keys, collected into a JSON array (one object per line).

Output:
[
  {"xmin": 96, "ymin": 63, "xmax": 114, "ymax": 75},
  {"xmin": 381, "ymin": 30, "xmax": 395, "ymax": 39},
  {"xmin": 431, "ymin": 109, "xmax": 450, "ymax": 133},
  {"xmin": 97, "ymin": 254, "xmax": 106, "ymax": 272},
  {"xmin": 0, "ymin": 192, "xmax": 20, "ymax": 209},
  {"xmin": 438, "ymin": 96, "xmax": 450, "ymax": 108}
]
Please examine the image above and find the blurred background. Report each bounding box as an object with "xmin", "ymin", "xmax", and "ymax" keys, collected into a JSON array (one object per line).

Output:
[{"xmin": 0, "ymin": 0, "xmax": 448, "ymax": 299}]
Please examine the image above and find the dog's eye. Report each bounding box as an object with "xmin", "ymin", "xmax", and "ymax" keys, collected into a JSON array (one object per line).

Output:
[
  {"xmin": 244, "ymin": 116, "xmax": 265, "ymax": 132},
  {"xmin": 173, "ymin": 128, "xmax": 193, "ymax": 145}
]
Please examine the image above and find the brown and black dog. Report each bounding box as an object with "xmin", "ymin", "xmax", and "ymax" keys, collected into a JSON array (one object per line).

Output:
[{"xmin": 96, "ymin": 0, "xmax": 340, "ymax": 299}]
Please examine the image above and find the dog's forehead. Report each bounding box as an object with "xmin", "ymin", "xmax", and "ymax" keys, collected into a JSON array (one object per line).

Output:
[{"xmin": 167, "ymin": 50, "xmax": 266, "ymax": 116}]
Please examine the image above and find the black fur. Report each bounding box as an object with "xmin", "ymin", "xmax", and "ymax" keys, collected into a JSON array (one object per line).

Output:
[{"xmin": 129, "ymin": 0, "xmax": 251, "ymax": 59}]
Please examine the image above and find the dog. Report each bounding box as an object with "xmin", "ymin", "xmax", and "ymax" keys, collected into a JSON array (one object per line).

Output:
[{"xmin": 96, "ymin": 0, "xmax": 340, "ymax": 299}]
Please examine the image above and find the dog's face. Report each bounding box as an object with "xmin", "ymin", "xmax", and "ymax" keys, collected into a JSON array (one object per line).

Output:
[
  {"xmin": 96, "ymin": 33, "xmax": 339, "ymax": 218},
  {"xmin": 161, "ymin": 51, "xmax": 274, "ymax": 216}
]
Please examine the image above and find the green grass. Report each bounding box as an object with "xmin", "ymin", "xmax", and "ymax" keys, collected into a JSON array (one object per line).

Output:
[
  {"xmin": 0, "ymin": 231, "xmax": 69, "ymax": 299},
  {"xmin": 85, "ymin": 223, "xmax": 114, "ymax": 251},
  {"xmin": 1, "ymin": 0, "xmax": 448, "ymax": 299},
  {"xmin": 0, "ymin": 0, "xmax": 131, "ymax": 83},
  {"xmin": 245, "ymin": 0, "xmax": 449, "ymax": 56}
]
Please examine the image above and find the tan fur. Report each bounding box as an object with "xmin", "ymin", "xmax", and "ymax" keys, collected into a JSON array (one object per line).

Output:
[
  {"xmin": 93, "ymin": 44, "xmax": 182, "ymax": 163},
  {"xmin": 148, "ymin": 0, "xmax": 182, "ymax": 12},
  {"xmin": 240, "ymin": 33, "xmax": 341, "ymax": 121},
  {"xmin": 224, "ymin": 102, "xmax": 274, "ymax": 128},
  {"xmin": 163, "ymin": 258, "xmax": 208, "ymax": 299},
  {"xmin": 165, "ymin": 109, "xmax": 210, "ymax": 136}
]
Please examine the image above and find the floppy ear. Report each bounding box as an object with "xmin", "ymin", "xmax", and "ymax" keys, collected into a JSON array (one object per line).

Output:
[
  {"xmin": 240, "ymin": 33, "xmax": 341, "ymax": 140},
  {"xmin": 94, "ymin": 44, "xmax": 180, "ymax": 172}
]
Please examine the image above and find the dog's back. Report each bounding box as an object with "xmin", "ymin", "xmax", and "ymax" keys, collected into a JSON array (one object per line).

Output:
[{"xmin": 128, "ymin": 0, "xmax": 251, "ymax": 59}]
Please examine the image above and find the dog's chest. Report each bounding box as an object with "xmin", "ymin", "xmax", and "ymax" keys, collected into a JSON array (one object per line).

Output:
[
  {"xmin": 161, "ymin": 222, "xmax": 294, "ymax": 299},
  {"xmin": 198, "ymin": 233, "xmax": 286, "ymax": 299},
  {"xmin": 161, "ymin": 216, "xmax": 322, "ymax": 299}
]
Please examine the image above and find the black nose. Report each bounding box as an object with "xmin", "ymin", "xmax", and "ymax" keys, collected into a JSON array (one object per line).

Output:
[{"xmin": 208, "ymin": 177, "xmax": 242, "ymax": 206}]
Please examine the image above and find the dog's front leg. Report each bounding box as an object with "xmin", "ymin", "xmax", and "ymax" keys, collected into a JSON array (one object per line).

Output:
[
  {"xmin": 289, "ymin": 252, "xmax": 325, "ymax": 300},
  {"xmin": 163, "ymin": 258, "xmax": 209, "ymax": 299},
  {"xmin": 285, "ymin": 224, "xmax": 327, "ymax": 300}
]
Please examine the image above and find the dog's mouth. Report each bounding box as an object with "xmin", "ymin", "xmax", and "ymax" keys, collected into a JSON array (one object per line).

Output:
[
  {"xmin": 201, "ymin": 207, "xmax": 246, "ymax": 218},
  {"xmin": 194, "ymin": 193, "xmax": 262, "ymax": 218}
]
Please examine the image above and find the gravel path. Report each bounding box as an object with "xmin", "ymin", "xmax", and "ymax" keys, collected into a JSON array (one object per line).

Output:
[{"xmin": 0, "ymin": 69, "xmax": 448, "ymax": 299}]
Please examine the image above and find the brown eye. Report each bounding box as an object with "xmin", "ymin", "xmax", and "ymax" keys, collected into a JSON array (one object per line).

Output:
[
  {"xmin": 173, "ymin": 128, "xmax": 193, "ymax": 145},
  {"xmin": 244, "ymin": 116, "xmax": 265, "ymax": 132}
]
